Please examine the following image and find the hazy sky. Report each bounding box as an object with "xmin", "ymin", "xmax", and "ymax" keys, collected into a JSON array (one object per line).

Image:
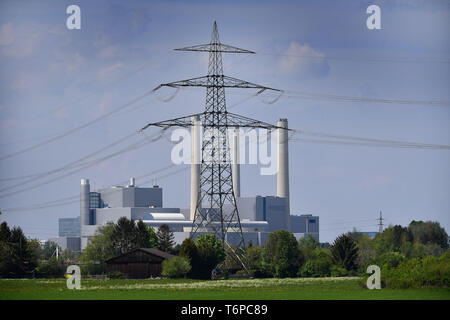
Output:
[{"xmin": 0, "ymin": 0, "xmax": 448, "ymax": 243}]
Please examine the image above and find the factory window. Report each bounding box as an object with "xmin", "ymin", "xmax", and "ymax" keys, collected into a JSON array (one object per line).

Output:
[{"xmin": 309, "ymin": 219, "xmax": 316, "ymax": 223}]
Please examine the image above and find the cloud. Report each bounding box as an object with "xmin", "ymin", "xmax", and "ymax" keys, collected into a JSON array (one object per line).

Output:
[
  {"xmin": 97, "ymin": 45, "xmax": 121, "ymax": 59},
  {"xmin": 362, "ymin": 175, "xmax": 391, "ymax": 188},
  {"xmin": 88, "ymin": 94, "xmax": 114, "ymax": 118},
  {"xmin": 315, "ymin": 164, "xmax": 343, "ymax": 178},
  {"xmin": 279, "ymin": 42, "xmax": 329, "ymax": 77},
  {"xmin": 0, "ymin": 23, "xmax": 40, "ymax": 58},
  {"xmin": 0, "ymin": 117, "xmax": 23, "ymax": 134},
  {"xmin": 97, "ymin": 62, "xmax": 124, "ymax": 79},
  {"xmin": 63, "ymin": 52, "xmax": 87, "ymax": 75}
]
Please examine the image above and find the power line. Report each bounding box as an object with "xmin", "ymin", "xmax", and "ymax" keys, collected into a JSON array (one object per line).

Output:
[
  {"xmin": 0, "ymin": 89, "xmax": 156, "ymax": 161},
  {"xmin": 259, "ymin": 51, "xmax": 450, "ymax": 64},
  {"xmin": 282, "ymin": 89, "xmax": 450, "ymax": 106},
  {"xmin": 290, "ymin": 137, "xmax": 450, "ymax": 150},
  {"xmin": 320, "ymin": 224, "xmax": 379, "ymax": 232},
  {"xmin": 319, "ymin": 218, "xmax": 378, "ymax": 226},
  {"xmin": 207, "ymin": 87, "xmax": 450, "ymax": 107},
  {"xmin": 0, "ymin": 135, "xmax": 159, "ymax": 199},
  {"xmin": 1, "ymin": 163, "xmax": 179, "ymax": 212},
  {"xmin": 0, "ymin": 131, "xmax": 141, "ymax": 184}
]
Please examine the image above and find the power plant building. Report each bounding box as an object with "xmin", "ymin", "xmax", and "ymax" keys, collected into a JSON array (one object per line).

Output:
[{"xmin": 54, "ymin": 118, "xmax": 319, "ymax": 251}]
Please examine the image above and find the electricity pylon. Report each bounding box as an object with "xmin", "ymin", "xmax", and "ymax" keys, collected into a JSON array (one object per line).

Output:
[
  {"xmin": 141, "ymin": 21, "xmax": 284, "ymax": 272},
  {"xmin": 378, "ymin": 211, "xmax": 384, "ymax": 234}
]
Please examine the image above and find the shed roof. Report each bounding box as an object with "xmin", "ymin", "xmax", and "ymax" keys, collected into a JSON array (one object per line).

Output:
[{"xmin": 106, "ymin": 248, "xmax": 175, "ymax": 263}]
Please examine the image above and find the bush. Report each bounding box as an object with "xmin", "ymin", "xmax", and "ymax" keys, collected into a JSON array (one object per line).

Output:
[
  {"xmin": 376, "ymin": 251, "xmax": 406, "ymax": 269},
  {"xmin": 35, "ymin": 260, "xmax": 66, "ymax": 278},
  {"xmin": 331, "ymin": 234, "xmax": 358, "ymax": 271},
  {"xmin": 246, "ymin": 246, "xmax": 263, "ymax": 275},
  {"xmin": 262, "ymin": 230, "xmax": 303, "ymax": 278},
  {"xmin": 161, "ymin": 256, "xmax": 191, "ymax": 278},
  {"xmin": 81, "ymin": 263, "xmax": 106, "ymax": 276},
  {"xmin": 107, "ymin": 271, "xmax": 124, "ymax": 279},
  {"xmin": 381, "ymin": 252, "xmax": 450, "ymax": 288},
  {"xmin": 179, "ymin": 238, "xmax": 201, "ymax": 278},
  {"xmin": 330, "ymin": 265, "xmax": 349, "ymax": 277},
  {"xmin": 298, "ymin": 257, "xmax": 332, "ymax": 277},
  {"xmin": 195, "ymin": 235, "xmax": 225, "ymax": 279},
  {"xmin": 251, "ymin": 269, "xmax": 272, "ymax": 278}
]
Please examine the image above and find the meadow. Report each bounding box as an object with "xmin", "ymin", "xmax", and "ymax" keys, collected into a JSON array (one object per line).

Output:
[{"xmin": 0, "ymin": 277, "xmax": 449, "ymax": 300}]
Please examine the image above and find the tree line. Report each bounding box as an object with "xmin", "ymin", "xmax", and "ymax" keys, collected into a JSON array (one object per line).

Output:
[{"xmin": 1, "ymin": 217, "xmax": 448, "ymax": 286}]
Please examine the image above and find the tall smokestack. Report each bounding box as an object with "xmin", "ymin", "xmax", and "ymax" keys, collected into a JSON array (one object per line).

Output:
[
  {"xmin": 277, "ymin": 119, "xmax": 290, "ymax": 231},
  {"xmin": 190, "ymin": 115, "xmax": 201, "ymax": 221},
  {"xmin": 232, "ymin": 127, "xmax": 241, "ymax": 198},
  {"xmin": 80, "ymin": 178, "xmax": 90, "ymax": 229}
]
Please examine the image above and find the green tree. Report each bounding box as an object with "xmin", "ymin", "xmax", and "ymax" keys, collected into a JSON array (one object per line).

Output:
[
  {"xmin": 195, "ymin": 234, "xmax": 225, "ymax": 279},
  {"xmin": 179, "ymin": 238, "xmax": 200, "ymax": 277},
  {"xmin": 298, "ymin": 251, "xmax": 333, "ymax": 277},
  {"xmin": 156, "ymin": 224, "xmax": 175, "ymax": 253},
  {"xmin": 298, "ymin": 235, "xmax": 320, "ymax": 261},
  {"xmin": 35, "ymin": 257, "xmax": 66, "ymax": 278},
  {"xmin": 0, "ymin": 221, "xmax": 11, "ymax": 242},
  {"xmin": 41, "ymin": 241, "xmax": 60, "ymax": 260},
  {"xmin": 111, "ymin": 217, "xmax": 137, "ymax": 254},
  {"xmin": 60, "ymin": 248, "xmax": 76, "ymax": 262},
  {"xmin": 355, "ymin": 235, "xmax": 376, "ymax": 270},
  {"xmin": 376, "ymin": 251, "xmax": 406, "ymax": 269},
  {"xmin": 135, "ymin": 220, "xmax": 155, "ymax": 248},
  {"xmin": 148, "ymin": 227, "xmax": 158, "ymax": 248},
  {"xmin": 263, "ymin": 230, "xmax": 303, "ymax": 278},
  {"xmin": 161, "ymin": 256, "xmax": 191, "ymax": 278},
  {"xmin": 374, "ymin": 225, "xmax": 412, "ymax": 254},
  {"xmin": 331, "ymin": 234, "xmax": 358, "ymax": 271},
  {"xmin": 346, "ymin": 228, "xmax": 366, "ymax": 244},
  {"xmin": 409, "ymin": 221, "xmax": 448, "ymax": 249},
  {"xmin": 81, "ymin": 224, "xmax": 115, "ymax": 274},
  {"xmin": 0, "ymin": 223, "xmax": 39, "ymax": 278},
  {"xmin": 247, "ymin": 246, "xmax": 263, "ymax": 271}
]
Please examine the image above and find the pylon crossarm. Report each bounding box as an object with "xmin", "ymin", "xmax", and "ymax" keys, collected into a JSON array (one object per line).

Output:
[
  {"xmin": 139, "ymin": 112, "xmax": 203, "ymax": 131},
  {"xmin": 154, "ymin": 75, "xmax": 282, "ymax": 92},
  {"xmin": 175, "ymin": 43, "xmax": 255, "ymax": 54},
  {"xmin": 140, "ymin": 111, "xmax": 291, "ymax": 132},
  {"xmin": 225, "ymin": 112, "xmax": 290, "ymax": 130}
]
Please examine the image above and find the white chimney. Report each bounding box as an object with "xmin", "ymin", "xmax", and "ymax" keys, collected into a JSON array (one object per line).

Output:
[
  {"xmin": 232, "ymin": 127, "xmax": 241, "ymax": 198},
  {"xmin": 277, "ymin": 119, "xmax": 290, "ymax": 231},
  {"xmin": 190, "ymin": 115, "xmax": 201, "ymax": 221},
  {"xmin": 80, "ymin": 178, "xmax": 90, "ymax": 227}
]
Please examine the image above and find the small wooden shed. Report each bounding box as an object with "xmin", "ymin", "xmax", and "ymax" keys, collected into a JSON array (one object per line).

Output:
[{"xmin": 106, "ymin": 248, "xmax": 175, "ymax": 278}]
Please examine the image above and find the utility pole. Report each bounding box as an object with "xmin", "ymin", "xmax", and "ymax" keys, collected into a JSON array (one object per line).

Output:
[
  {"xmin": 378, "ymin": 211, "xmax": 384, "ymax": 234},
  {"xmin": 141, "ymin": 22, "xmax": 286, "ymax": 272}
]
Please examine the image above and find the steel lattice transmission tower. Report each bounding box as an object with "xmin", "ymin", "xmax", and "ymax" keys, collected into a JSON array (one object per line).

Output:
[{"xmin": 141, "ymin": 22, "xmax": 284, "ymax": 270}]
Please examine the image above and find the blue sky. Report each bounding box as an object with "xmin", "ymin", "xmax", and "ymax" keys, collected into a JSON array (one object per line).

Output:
[{"xmin": 0, "ymin": 0, "xmax": 448, "ymax": 243}]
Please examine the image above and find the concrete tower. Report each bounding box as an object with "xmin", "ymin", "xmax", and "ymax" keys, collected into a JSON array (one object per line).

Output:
[
  {"xmin": 190, "ymin": 115, "xmax": 201, "ymax": 221},
  {"xmin": 277, "ymin": 119, "xmax": 290, "ymax": 231},
  {"xmin": 232, "ymin": 127, "xmax": 241, "ymax": 198},
  {"xmin": 80, "ymin": 178, "xmax": 90, "ymax": 229}
]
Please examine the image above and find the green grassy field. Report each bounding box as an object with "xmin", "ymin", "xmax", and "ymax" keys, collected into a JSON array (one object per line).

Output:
[{"xmin": 0, "ymin": 277, "xmax": 449, "ymax": 300}]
